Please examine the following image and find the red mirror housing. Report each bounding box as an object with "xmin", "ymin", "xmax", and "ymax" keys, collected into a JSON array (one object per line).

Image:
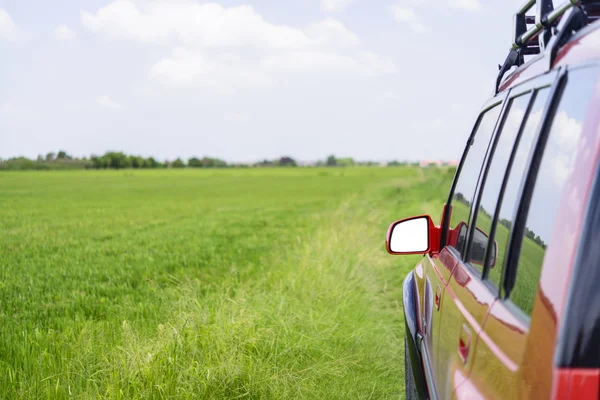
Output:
[{"xmin": 386, "ymin": 215, "xmax": 441, "ymax": 256}]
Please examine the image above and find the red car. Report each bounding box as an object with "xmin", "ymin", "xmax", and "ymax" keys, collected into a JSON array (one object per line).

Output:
[{"xmin": 387, "ymin": 1, "xmax": 600, "ymax": 399}]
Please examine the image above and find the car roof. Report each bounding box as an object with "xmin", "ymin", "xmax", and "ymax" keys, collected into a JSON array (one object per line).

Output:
[{"xmin": 499, "ymin": 19, "xmax": 600, "ymax": 92}]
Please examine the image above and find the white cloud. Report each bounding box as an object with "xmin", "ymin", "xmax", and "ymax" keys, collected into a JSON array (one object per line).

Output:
[
  {"xmin": 391, "ymin": 6, "xmax": 427, "ymax": 34},
  {"xmin": 150, "ymin": 47, "xmax": 275, "ymax": 90},
  {"xmin": 305, "ymin": 18, "xmax": 359, "ymax": 48},
  {"xmin": 81, "ymin": 1, "xmax": 311, "ymax": 49},
  {"xmin": 53, "ymin": 24, "xmax": 76, "ymax": 41},
  {"xmin": 391, "ymin": 0, "xmax": 480, "ymax": 32},
  {"xmin": 448, "ymin": 0, "xmax": 481, "ymax": 11},
  {"xmin": 262, "ymin": 50, "xmax": 395, "ymax": 76},
  {"xmin": 321, "ymin": 0, "xmax": 354, "ymax": 12},
  {"xmin": 0, "ymin": 9, "xmax": 19, "ymax": 41},
  {"xmin": 82, "ymin": 1, "xmax": 394, "ymax": 89},
  {"xmin": 547, "ymin": 110, "xmax": 582, "ymax": 186},
  {"xmin": 96, "ymin": 95, "xmax": 125, "ymax": 110},
  {"xmin": 552, "ymin": 111, "xmax": 581, "ymax": 150}
]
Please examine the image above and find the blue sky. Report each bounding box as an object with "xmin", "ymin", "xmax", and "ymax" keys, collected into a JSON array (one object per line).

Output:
[{"xmin": 0, "ymin": 0, "xmax": 523, "ymax": 162}]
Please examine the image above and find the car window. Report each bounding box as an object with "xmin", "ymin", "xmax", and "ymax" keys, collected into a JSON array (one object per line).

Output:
[
  {"xmin": 468, "ymin": 93, "xmax": 533, "ymax": 275},
  {"xmin": 450, "ymin": 105, "xmax": 502, "ymax": 256},
  {"xmin": 510, "ymin": 68, "xmax": 599, "ymax": 316},
  {"xmin": 487, "ymin": 88, "xmax": 550, "ymax": 288},
  {"xmin": 470, "ymin": 89, "xmax": 548, "ymax": 285}
]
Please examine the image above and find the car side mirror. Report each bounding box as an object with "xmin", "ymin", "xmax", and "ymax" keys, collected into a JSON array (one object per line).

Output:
[
  {"xmin": 470, "ymin": 227, "xmax": 498, "ymax": 268},
  {"xmin": 386, "ymin": 215, "xmax": 440, "ymax": 255}
]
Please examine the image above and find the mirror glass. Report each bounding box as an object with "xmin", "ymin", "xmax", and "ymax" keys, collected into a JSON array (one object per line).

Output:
[
  {"xmin": 470, "ymin": 227, "xmax": 497, "ymax": 268},
  {"xmin": 390, "ymin": 217, "xmax": 429, "ymax": 253},
  {"xmin": 470, "ymin": 227, "xmax": 487, "ymax": 266}
]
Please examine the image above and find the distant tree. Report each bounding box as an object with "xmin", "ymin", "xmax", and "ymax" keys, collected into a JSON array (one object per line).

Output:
[
  {"xmin": 455, "ymin": 192, "xmax": 469, "ymax": 205},
  {"xmin": 172, "ymin": 158, "xmax": 186, "ymax": 168},
  {"xmin": 128, "ymin": 155, "xmax": 144, "ymax": 169},
  {"xmin": 499, "ymin": 218, "xmax": 512, "ymax": 230},
  {"xmin": 387, "ymin": 160, "xmax": 407, "ymax": 167},
  {"xmin": 104, "ymin": 152, "xmax": 130, "ymax": 169},
  {"xmin": 143, "ymin": 157, "xmax": 161, "ymax": 168},
  {"xmin": 255, "ymin": 159, "xmax": 274, "ymax": 167},
  {"xmin": 91, "ymin": 155, "xmax": 108, "ymax": 169},
  {"xmin": 478, "ymin": 206, "xmax": 491, "ymax": 218},
  {"xmin": 278, "ymin": 156, "xmax": 297, "ymax": 167},
  {"xmin": 45, "ymin": 152, "xmax": 56, "ymax": 162},
  {"xmin": 56, "ymin": 150, "xmax": 71, "ymax": 160},
  {"xmin": 326, "ymin": 155, "xmax": 337, "ymax": 167},
  {"xmin": 188, "ymin": 157, "xmax": 202, "ymax": 168},
  {"xmin": 525, "ymin": 227, "xmax": 536, "ymax": 241},
  {"xmin": 337, "ymin": 157, "xmax": 355, "ymax": 167},
  {"xmin": 36, "ymin": 155, "xmax": 44, "ymax": 162},
  {"xmin": 200, "ymin": 157, "xmax": 227, "ymax": 168}
]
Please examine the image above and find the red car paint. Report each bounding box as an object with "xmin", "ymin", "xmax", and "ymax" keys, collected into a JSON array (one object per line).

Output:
[{"xmin": 390, "ymin": 15, "xmax": 600, "ymax": 400}]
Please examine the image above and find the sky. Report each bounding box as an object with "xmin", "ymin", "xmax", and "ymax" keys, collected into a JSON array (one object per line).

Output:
[{"xmin": 0, "ymin": 0, "xmax": 525, "ymax": 163}]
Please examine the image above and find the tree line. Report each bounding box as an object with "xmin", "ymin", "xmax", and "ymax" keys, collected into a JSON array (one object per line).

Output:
[
  {"xmin": 0, "ymin": 151, "xmax": 419, "ymax": 171},
  {"xmin": 88, "ymin": 153, "xmax": 231, "ymax": 170},
  {"xmin": 0, "ymin": 151, "xmax": 234, "ymax": 170},
  {"xmin": 456, "ymin": 192, "xmax": 547, "ymax": 250}
]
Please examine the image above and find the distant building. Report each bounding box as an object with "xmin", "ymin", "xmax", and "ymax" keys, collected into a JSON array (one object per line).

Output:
[
  {"xmin": 419, "ymin": 160, "xmax": 459, "ymax": 168},
  {"xmin": 420, "ymin": 160, "xmax": 442, "ymax": 167},
  {"xmin": 296, "ymin": 160, "xmax": 317, "ymax": 167}
]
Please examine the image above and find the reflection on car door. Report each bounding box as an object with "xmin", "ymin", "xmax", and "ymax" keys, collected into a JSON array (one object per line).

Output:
[
  {"xmin": 433, "ymin": 101, "xmax": 504, "ymax": 398},
  {"xmin": 462, "ymin": 68, "xmax": 599, "ymax": 400},
  {"xmin": 450, "ymin": 84, "xmax": 544, "ymax": 398},
  {"xmin": 419, "ymin": 253, "xmax": 450, "ymax": 394}
]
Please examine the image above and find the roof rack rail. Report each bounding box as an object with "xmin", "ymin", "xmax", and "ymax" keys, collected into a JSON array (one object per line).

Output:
[{"xmin": 495, "ymin": 0, "xmax": 600, "ymax": 94}]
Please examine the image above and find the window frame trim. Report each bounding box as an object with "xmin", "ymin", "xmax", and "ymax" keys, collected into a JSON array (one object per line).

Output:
[
  {"xmin": 553, "ymin": 63, "xmax": 600, "ymax": 369},
  {"xmin": 451, "ymin": 68, "xmax": 562, "ymax": 324},
  {"xmin": 500, "ymin": 67, "xmax": 568, "ymax": 305},
  {"xmin": 464, "ymin": 71, "xmax": 559, "ymax": 298},
  {"xmin": 441, "ymin": 93, "xmax": 508, "ymax": 249},
  {"xmin": 462, "ymin": 91, "xmax": 532, "ymax": 262},
  {"xmin": 475, "ymin": 90, "xmax": 538, "ymax": 290}
]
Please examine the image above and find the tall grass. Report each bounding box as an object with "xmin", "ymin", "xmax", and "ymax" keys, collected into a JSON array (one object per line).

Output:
[{"xmin": 0, "ymin": 167, "xmax": 452, "ymax": 398}]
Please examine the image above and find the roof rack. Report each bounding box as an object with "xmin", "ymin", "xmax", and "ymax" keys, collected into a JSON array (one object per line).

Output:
[{"xmin": 495, "ymin": 0, "xmax": 600, "ymax": 93}]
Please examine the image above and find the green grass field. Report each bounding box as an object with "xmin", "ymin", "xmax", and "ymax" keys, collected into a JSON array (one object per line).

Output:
[{"xmin": 0, "ymin": 167, "xmax": 452, "ymax": 399}]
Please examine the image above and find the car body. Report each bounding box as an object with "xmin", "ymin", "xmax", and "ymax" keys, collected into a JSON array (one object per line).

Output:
[{"xmin": 387, "ymin": 1, "xmax": 600, "ymax": 399}]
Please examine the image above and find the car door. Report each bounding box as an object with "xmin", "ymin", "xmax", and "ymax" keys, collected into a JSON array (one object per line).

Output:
[
  {"xmin": 450, "ymin": 76, "xmax": 552, "ymax": 399},
  {"xmin": 417, "ymin": 253, "xmax": 444, "ymax": 396},
  {"xmin": 433, "ymin": 89, "xmax": 526, "ymax": 399},
  {"xmin": 457, "ymin": 67, "xmax": 600, "ymax": 399},
  {"xmin": 423, "ymin": 96, "xmax": 505, "ymax": 398}
]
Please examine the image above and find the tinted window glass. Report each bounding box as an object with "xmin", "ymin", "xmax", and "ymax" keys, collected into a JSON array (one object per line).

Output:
[
  {"xmin": 492, "ymin": 89, "xmax": 551, "ymax": 290},
  {"xmin": 471, "ymin": 91, "xmax": 547, "ymax": 285},
  {"xmin": 511, "ymin": 68, "xmax": 599, "ymax": 315},
  {"xmin": 450, "ymin": 105, "xmax": 502, "ymax": 255}
]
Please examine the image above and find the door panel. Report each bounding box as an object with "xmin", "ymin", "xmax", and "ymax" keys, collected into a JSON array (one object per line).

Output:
[
  {"xmin": 456, "ymin": 68, "xmax": 599, "ymax": 399},
  {"xmin": 458, "ymin": 301, "xmax": 527, "ymax": 399},
  {"xmin": 435, "ymin": 256, "xmax": 496, "ymax": 399},
  {"xmin": 431, "ymin": 97, "xmax": 505, "ymax": 398},
  {"xmin": 421, "ymin": 253, "xmax": 454, "ymax": 394}
]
